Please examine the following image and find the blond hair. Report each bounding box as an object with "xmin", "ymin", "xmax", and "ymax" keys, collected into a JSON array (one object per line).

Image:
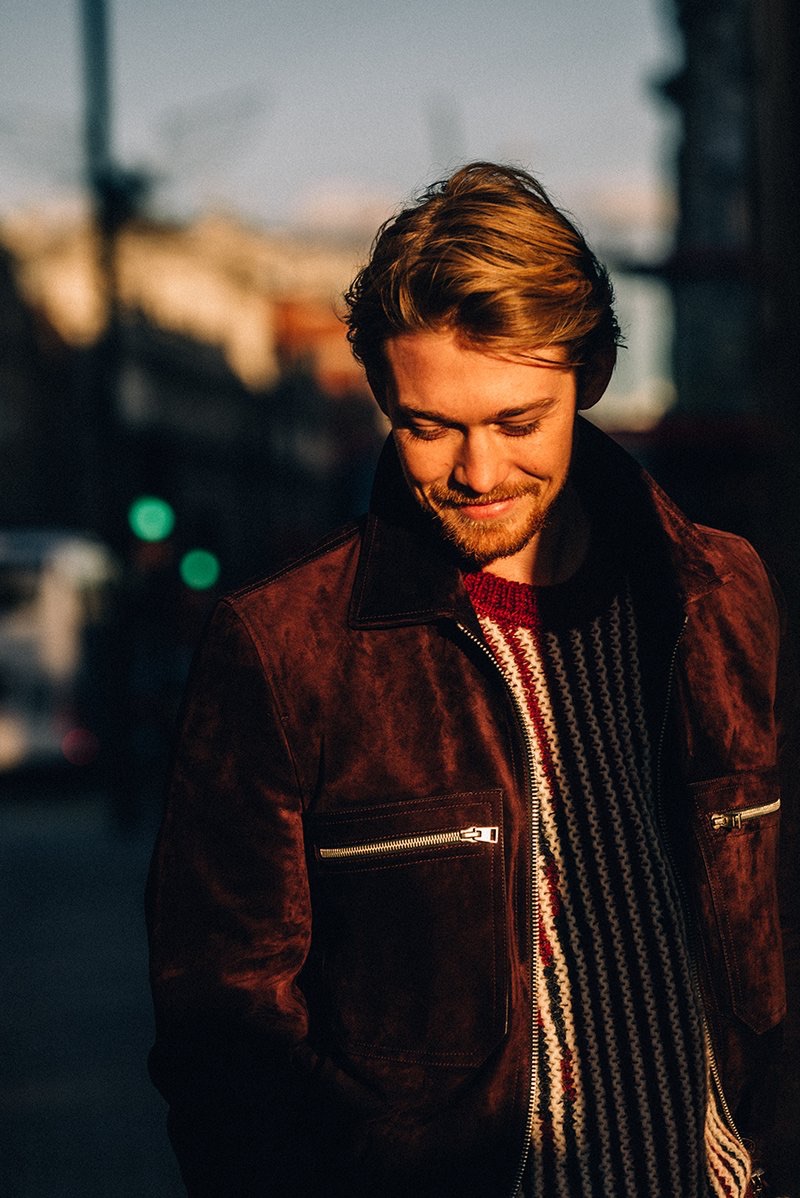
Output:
[{"xmin": 344, "ymin": 162, "xmax": 620, "ymax": 398}]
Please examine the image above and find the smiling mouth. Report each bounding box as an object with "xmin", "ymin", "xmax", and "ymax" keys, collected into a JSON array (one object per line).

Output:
[
  {"xmin": 441, "ymin": 488, "xmax": 536, "ymax": 507},
  {"xmin": 456, "ymin": 497, "xmax": 516, "ymax": 507},
  {"xmin": 447, "ymin": 496, "xmax": 526, "ymax": 521},
  {"xmin": 427, "ymin": 482, "xmax": 540, "ymax": 520}
]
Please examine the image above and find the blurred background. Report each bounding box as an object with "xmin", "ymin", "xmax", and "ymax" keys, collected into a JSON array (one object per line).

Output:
[{"xmin": 0, "ymin": 1, "xmax": 797, "ymax": 1194}]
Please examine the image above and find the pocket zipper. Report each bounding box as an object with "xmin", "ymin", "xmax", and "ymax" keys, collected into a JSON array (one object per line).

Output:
[
  {"xmin": 317, "ymin": 824, "xmax": 499, "ymax": 860},
  {"xmin": 709, "ymin": 798, "xmax": 780, "ymax": 832}
]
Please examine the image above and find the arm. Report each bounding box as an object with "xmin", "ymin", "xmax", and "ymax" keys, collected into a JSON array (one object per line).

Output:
[
  {"xmin": 770, "ymin": 583, "xmax": 800, "ymax": 1194},
  {"xmin": 146, "ymin": 600, "xmax": 379, "ymax": 1196}
]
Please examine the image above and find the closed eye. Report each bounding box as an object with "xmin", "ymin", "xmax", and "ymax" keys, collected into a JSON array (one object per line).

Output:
[
  {"xmin": 498, "ymin": 421, "xmax": 541, "ymax": 437},
  {"xmin": 405, "ymin": 423, "xmax": 449, "ymax": 440}
]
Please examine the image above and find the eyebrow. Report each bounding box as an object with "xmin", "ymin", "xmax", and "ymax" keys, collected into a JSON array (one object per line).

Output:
[{"xmin": 397, "ymin": 397, "xmax": 558, "ymax": 425}]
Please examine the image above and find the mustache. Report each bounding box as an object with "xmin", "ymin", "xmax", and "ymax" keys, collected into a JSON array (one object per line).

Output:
[{"xmin": 427, "ymin": 481, "xmax": 540, "ymax": 507}]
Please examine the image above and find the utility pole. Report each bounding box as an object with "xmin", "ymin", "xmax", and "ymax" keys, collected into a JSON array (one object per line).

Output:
[
  {"xmin": 77, "ymin": 0, "xmax": 146, "ymax": 545},
  {"xmin": 76, "ymin": 0, "xmax": 119, "ymax": 542},
  {"xmin": 82, "ymin": 0, "xmax": 116, "ymax": 314}
]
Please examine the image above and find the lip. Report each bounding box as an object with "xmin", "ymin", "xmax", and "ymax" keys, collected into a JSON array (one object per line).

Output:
[{"xmin": 455, "ymin": 497, "xmax": 518, "ymax": 520}]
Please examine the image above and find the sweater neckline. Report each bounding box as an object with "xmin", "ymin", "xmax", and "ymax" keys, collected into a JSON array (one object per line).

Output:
[
  {"xmin": 462, "ymin": 518, "xmax": 627, "ymax": 631},
  {"xmin": 463, "ymin": 570, "xmax": 540, "ymax": 625}
]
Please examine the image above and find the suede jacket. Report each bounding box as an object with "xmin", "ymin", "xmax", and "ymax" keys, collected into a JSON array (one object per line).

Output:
[{"xmin": 147, "ymin": 420, "xmax": 794, "ymax": 1198}]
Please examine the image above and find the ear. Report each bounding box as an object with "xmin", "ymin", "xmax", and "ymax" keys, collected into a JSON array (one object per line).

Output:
[{"xmin": 577, "ymin": 348, "xmax": 615, "ymax": 411}]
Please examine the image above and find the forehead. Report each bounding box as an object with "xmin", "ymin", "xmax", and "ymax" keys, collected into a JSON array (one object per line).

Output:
[{"xmin": 384, "ymin": 331, "xmax": 573, "ymax": 416}]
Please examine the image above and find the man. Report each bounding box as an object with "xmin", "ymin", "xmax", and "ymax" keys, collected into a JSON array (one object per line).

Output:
[{"xmin": 147, "ymin": 163, "xmax": 794, "ymax": 1197}]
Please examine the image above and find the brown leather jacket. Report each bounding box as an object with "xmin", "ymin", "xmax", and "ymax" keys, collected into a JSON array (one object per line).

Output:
[{"xmin": 147, "ymin": 421, "xmax": 795, "ymax": 1197}]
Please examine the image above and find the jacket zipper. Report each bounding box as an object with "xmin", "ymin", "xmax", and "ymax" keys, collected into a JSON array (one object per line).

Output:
[
  {"xmin": 709, "ymin": 799, "xmax": 780, "ymax": 832},
  {"xmin": 456, "ymin": 621, "xmax": 539, "ymax": 1198},
  {"xmin": 655, "ymin": 615, "xmax": 746, "ymax": 1152},
  {"xmin": 317, "ymin": 825, "xmax": 499, "ymax": 860}
]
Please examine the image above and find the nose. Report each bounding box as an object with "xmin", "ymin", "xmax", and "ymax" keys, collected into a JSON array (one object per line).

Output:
[{"xmin": 452, "ymin": 430, "xmax": 509, "ymax": 495}]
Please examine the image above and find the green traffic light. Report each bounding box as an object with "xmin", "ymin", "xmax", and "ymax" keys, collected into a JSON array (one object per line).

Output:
[
  {"xmin": 180, "ymin": 549, "xmax": 220, "ymax": 590},
  {"xmin": 128, "ymin": 496, "xmax": 175, "ymax": 542}
]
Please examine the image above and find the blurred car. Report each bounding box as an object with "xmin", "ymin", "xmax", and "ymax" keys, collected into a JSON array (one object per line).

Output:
[{"xmin": 0, "ymin": 528, "xmax": 119, "ymax": 775}]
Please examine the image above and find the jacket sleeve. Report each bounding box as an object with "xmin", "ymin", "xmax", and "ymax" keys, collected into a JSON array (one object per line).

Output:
[
  {"xmin": 770, "ymin": 579, "xmax": 800, "ymax": 1193},
  {"xmin": 145, "ymin": 600, "xmax": 381, "ymax": 1196}
]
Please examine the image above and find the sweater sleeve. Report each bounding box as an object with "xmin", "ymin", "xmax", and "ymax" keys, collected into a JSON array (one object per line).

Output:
[{"xmin": 145, "ymin": 600, "xmax": 382, "ymax": 1196}]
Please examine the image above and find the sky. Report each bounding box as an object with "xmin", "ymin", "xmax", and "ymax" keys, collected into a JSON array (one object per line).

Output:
[
  {"xmin": 0, "ymin": 0, "xmax": 683, "ymax": 425},
  {"xmin": 0, "ymin": 0, "xmax": 680, "ymax": 249}
]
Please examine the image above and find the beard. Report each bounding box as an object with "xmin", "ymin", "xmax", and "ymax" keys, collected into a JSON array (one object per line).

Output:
[{"xmin": 418, "ymin": 478, "xmax": 563, "ymax": 567}]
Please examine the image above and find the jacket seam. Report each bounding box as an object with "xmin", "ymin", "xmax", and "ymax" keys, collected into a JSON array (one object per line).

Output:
[
  {"xmin": 228, "ymin": 523, "xmax": 361, "ymax": 600},
  {"xmin": 218, "ymin": 599, "xmax": 309, "ymax": 807},
  {"xmin": 313, "ymin": 791, "xmax": 503, "ymax": 820}
]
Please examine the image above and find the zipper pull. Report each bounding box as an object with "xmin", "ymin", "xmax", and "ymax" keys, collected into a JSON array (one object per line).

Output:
[
  {"xmin": 710, "ymin": 797, "xmax": 780, "ymax": 833},
  {"xmin": 459, "ymin": 825, "xmax": 499, "ymax": 843},
  {"xmin": 710, "ymin": 812, "xmax": 743, "ymax": 832}
]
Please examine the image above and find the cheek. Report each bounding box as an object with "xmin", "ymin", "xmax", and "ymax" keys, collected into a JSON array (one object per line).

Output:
[
  {"xmin": 395, "ymin": 438, "xmax": 450, "ymax": 488},
  {"xmin": 531, "ymin": 428, "xmax": 574, "ymax": 477}
]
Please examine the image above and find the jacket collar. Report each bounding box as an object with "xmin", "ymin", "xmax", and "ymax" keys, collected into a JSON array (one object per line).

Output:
[
  {"xmin": 348, "ymin": 436, "xmax": 476, "ymax": 630},
  {"xmin": 349, "ymin": 419, "xmax": 732, "ymax": 630}
]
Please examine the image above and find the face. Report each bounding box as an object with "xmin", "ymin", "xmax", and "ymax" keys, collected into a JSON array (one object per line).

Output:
[{"xmin": 383, "ymin": 330, "xmax": 580, "ymax": 579}]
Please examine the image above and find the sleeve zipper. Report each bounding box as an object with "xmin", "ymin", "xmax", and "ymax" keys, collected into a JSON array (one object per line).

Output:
[
  {"xmin": 709, "ymin": 799, "xmax": 780, "ymax": 832},
  {"xmin": 655, "ymin": 615, "xmax": 747, "ymax": 1153}
]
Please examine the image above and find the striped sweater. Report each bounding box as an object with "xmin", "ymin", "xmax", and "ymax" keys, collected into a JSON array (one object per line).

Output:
[{"xmin": 464, "ymin": 567, "xmax": 751, "ymax": 1198}]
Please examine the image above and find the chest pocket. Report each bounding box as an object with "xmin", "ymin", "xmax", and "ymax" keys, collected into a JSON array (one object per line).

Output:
[{"xmin": 307, "ymin": 789, "xmax": 508, "ymax": 1067}]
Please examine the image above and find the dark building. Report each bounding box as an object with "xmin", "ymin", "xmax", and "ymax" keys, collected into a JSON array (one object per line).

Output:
[
  {"xmin": 0, "ymin": 248, "xmax": 76, "ymax": 528},
  {"xmin": 0, "ymin": 214, "xmax": 383, "ymax": 587},
  {"xmin": 659, "ymin": 3, "xmax": 799, "ymax": 1189},
  {"xmin": 658, "ymin": 0, "xmax": 800, "ymax": 611}
]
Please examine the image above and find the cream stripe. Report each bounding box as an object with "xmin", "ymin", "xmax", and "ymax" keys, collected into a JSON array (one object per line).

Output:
[
  {"xmin": 584, "ymin": 602, "xmax": 694, "ymax": 1188},
  {"xmin": 616, "ymin": 591, "xmax": 750, "ymax": 1195},
  {"xmin": 516, "ymin": 626, "xmax": 623, "ymax": 1196},
  {"xmin": 607, "ymin": 591, "xmax": 652, "ymax": 802},
  {"xmin": 551, "ymin": 624, "xmax": 672, "ymax": 1195},
  {"xmin": 474, "ymin": 591, "xmax": 749, "ymax": 1197},
  {"xmin": 704, "ymin": 1074, "xmax": 752, "ymax": 1196},
  {"xmin": 480, "ymin": 617, "xmax": 590, "ymax": 1198}
]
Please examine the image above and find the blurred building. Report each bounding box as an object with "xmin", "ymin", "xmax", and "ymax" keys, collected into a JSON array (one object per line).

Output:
[
  {"xmin": 660, "ymin": 8, "xmax": 799, "ymax": 1185},
  {"xmin": 0, "ymin": 245, "xmax": 76, "ymax": 528},
  {"xmin": 657, "ymin": 0, "xmax": 800, "ymax": 609},
  {"xmin": 0, "ymin": 209, "xmax": 386, "ymax": 806},
  {"xmin": 0, "ymin": 209, "xmax": 384, "ymax": 587},
  {"xmin": 663, "ymin": 0, "xmax": 757, "ymax": 420}
]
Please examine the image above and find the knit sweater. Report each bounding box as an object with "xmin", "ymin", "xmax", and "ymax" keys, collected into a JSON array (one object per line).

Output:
[{"xmin": 464, "ymin": 565, "xmax": 751, "ymax": 1198}]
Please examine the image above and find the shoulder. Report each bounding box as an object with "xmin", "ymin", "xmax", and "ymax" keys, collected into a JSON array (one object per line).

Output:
[
  {"xmin": 209, "ymin": 520, "xmax": 365, "ymax": 655},
  {"xmin": 689, "ymin": 524, "xmax": 786, "ymax": 653},
  {"xmin": 696, "ymin": 523, "xmax": 765, "ymax": 568},
  {"xmin": 696, "ymin": 524, "xmax": 778, "ymax": 600},
  {"xmin": 231, "ymin": 520, "xmax": 364, "ymax": 600}
]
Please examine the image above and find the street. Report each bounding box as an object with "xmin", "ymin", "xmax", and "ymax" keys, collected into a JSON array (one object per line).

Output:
[{"xmin": 1, "ymin": 788, "xmax": 183, "ymax": 1197}]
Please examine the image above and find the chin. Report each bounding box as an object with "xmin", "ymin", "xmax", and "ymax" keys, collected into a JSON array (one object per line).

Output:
[{"xmin": 438, "ymin": 512, "xmax": 546, "ymax": 567}]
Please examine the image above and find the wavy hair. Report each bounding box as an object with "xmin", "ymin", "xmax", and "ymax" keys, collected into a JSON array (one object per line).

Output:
[{"xmin": 344, "ymin": 162, "xmax": 621, "ymax": 399}]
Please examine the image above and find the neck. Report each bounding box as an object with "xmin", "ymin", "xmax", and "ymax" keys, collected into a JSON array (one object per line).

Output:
[{"xmin": 484, "ymin": 484, "xmax": 590, "ymax": 586}]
